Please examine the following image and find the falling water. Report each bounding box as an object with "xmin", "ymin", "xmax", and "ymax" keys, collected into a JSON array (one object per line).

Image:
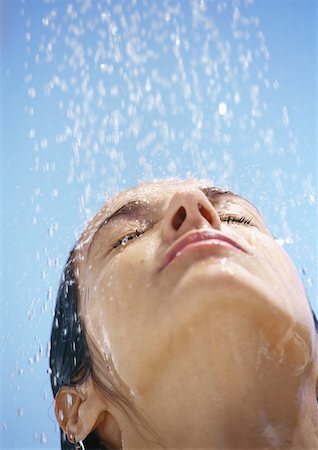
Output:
[{"xmin": 1, "ymin": 0, "xmax": 316, "ymax": 448}]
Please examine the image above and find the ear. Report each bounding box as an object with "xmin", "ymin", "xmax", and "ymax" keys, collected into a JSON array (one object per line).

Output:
[{"xmin": 55, "ymin": 377, "xmax": 122, "ymax": 446}]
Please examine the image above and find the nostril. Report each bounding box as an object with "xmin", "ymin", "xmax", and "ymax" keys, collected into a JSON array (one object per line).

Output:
[
  {"xmin": 198, "ymin": 203, "xmax": 213, "ymax": 225},
  {"xmin": 172, "ymin": 206, "xmax": 187, "ymax": 230}
]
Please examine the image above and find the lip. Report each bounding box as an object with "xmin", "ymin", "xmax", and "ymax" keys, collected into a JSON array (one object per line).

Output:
[{"xmin": 160, "ymin": 229, "xmax": 248, "ymax": 271}]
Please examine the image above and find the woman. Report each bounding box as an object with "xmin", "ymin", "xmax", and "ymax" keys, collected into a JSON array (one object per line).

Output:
[{"xmin": 50, "ymin": 179, "xmax": 318, "ymax": 450}]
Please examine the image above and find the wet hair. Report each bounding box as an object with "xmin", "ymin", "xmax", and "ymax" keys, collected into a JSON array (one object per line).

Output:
[
  {"xmin": 50, "ymin": 251, "xmax": 109, "ymax": 450},
  {"xmin": 313, "ymin": 312, "xmax": 318, "ymax": 334},
  {"xmin": 50, "ymin": 250, "xmax": 318, "ymax": 450},
  {"xmin": 50, "ymin": 250, "xmax": 159, "ymax": 450}
]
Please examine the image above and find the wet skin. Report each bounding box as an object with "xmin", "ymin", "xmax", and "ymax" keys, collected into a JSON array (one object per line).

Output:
[{"xmin": 71, "ymin": 179, "xmax": 317, "ymax": 449}]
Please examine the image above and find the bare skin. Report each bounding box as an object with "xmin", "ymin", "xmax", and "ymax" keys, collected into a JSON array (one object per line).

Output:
[{"xmin": 55, "ymin": 179, "xmax": 318, "ymax": 449}]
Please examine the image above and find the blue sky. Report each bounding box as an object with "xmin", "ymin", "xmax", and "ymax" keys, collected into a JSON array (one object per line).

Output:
[{"xmin": 1, "ymin": 0, "xmax": 317, "ymax": 448}]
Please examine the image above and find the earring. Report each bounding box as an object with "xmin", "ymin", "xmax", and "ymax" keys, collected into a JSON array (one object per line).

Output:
[
  {"xmin": 66, "ymin": 427, "xmax": 85, "ymax": 449},
  {"xmin": 74, "ymin": 440, "xmax": 85, "ymax": 450}
]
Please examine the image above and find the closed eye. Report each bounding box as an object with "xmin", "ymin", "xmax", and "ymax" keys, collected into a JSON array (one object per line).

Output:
[
  {"xmin": 112, "ymin": 229, "xmax": 145, "ymax": 249},
  {"xmin": 219, "ymin": 215, "xmax": 253, "ymax": 226},
  {"xmin": 112, "ymin": 215, "xmax": 253, "ymax": 250}
]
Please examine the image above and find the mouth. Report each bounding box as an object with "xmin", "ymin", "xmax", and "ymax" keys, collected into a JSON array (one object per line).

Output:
[{"xmin": 160, "ymin": 230, "xmax": 248, "ymax": 271}]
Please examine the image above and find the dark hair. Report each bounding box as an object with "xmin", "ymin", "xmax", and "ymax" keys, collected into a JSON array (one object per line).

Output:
[
  {"xmin": 50, "ymin": 250, "xmax": 318, "ymax": 449},
  {"xmin": 50, "ymin": 251, "xmax": 110, "ymax": 450},
  {"xmin": 50, "ymin": 250, "xmax": 160, "ymax": 450},
  {"xmin": 313, "ymin": 311, "xmax": 318, "ymax": 333}
]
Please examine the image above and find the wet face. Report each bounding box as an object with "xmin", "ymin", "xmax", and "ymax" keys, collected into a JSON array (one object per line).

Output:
[{"xmin": 74, "ymin": 179, "xmax": 317, "ymax": 416}]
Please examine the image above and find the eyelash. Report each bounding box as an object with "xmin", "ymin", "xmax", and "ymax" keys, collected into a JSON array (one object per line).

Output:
[
  {"xmin": 112, "ymin": 229, "xmax": 145, "ymax": 249},
  {"xmin": 219, "ymin": 215, "xmax": 253, "ymax": 225},
  {"xmin": 112, "ymin": 214, "xmax": 252, "ymax": 249}
]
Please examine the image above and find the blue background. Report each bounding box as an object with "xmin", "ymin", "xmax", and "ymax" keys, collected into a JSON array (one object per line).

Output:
[{"xmin": 1, "ymin": 0, "xmax": 317, "ymax": 448}]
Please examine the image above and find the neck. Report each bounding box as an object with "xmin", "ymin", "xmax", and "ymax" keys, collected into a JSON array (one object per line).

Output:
[{"xmin": 119, "ymin": 313, "xmax": 318, "ymax": 449}]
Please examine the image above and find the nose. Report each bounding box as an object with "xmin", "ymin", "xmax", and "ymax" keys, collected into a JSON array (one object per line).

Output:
[{"xmin": 161, "ymin": 189, "xmax": 221, "ymax": 243}]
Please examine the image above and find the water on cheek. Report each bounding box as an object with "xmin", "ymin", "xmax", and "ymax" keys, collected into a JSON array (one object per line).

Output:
[
  {"xmin": 246, "ymin": 231, "xmax": 258, "ymax": 251},
  {"xmin": 86, "ymin": 310, "xmax": 113, "ymax": 362},
  {"xmin": 86, "ymin": 291, "xmax": 126, "ymax": 388},
  {"xmin": 103, "ymin": 256, "xmax": 131, "ymax": 308},
  {"xmin": 87, "ymin": 287, "xmax": 138, "ymax": 403},
  {"xmin": 261, "ymin": 240, "xmax": 303, "ymax": 313},
  {"xmin": 93, "ymin": 259, "xmax": 116, "ymax": 300},
  {"xmin": 246, "ymin": 235, "xmax": 284, "ymax": 288},
  {"xmin": 96, "ymin": 283, "xmax": 114, "ymax": 302}
]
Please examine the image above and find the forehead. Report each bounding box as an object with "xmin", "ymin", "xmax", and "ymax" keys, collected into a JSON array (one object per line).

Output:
[
  {"xmin": 77, "ymin": 179, "xmax": 261, "ymax": 247},
  {"xmin": 112, "ymin": 179, "xmax": 209, "ymax": 205}
]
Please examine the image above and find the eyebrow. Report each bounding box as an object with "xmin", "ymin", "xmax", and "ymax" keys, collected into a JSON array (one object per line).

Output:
[
  {"xmin": 86, "ymin": 187, "xmax": 250, "ymax": 258},
  {"xmin": 200, "ymin": 186, "xmax": 235, "ymax": 200},
  {"xmin": 200, "ymin": 186, "xmax": 257, "ymax": 211}
]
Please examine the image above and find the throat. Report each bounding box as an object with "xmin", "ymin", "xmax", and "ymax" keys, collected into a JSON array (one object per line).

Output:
[{"xmin": 126, "ymin": 311, "xmax": 318, "ymax": 450}]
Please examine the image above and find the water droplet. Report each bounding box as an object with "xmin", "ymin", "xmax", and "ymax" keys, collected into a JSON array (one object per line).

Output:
[
  {"xmin": 273, "ymin": 80, "xmax": 279, "ymax": 90},
  {"xmin": 234, "ymin": 93, "xmax": 240, "ymax": 104},
  {"xmin": 51, "ymin": 188, "xmax": 59, "ymax": 199},
  {"xmin": 218, "ymin": 102, "xmax": 227, "ymax": 115},
  {"xmin": 40, "ymin": 139, "xmax": 48, "ymax": 149},
  {"xmin": 29, "ymin": 128, "xmax": 36, "ymax": 138},
  {"xmin": 308, "ymin": 194, "xmax": 315, "ymax": 205},
  {"xmin": 28, "ymin": 87, "xmax": 36, "ymax": 98},
  {"xmin": 145, "ymin": 78, "xmax": 151, "ymax": 92},
  {"xmin": 40, "ymin": 432, "xmax": 47, "ymax": 444},
  {"xmin": 282, "ymin": 106, "xmax": 289, "ymax": 128},
  {"xmin": 47, "ymin": 223, "xmax": 58, "ymax": 237}
]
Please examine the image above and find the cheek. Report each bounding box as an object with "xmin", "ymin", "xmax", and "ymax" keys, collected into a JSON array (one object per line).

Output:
[
  {"xmin": 111, "ymin": 247, "xmax": 149, "ymax": 305},
  {"xmin": 89, "ymin": 247, "xmax": 148, "ymax": 309},
  {"xmin": 260, "ymin": 240, "xmax": 302, "ymax": 295},
  {"xmin": 256, "ymin": 239, "xmax": 314, "ymax": 331},
  {"xmin": 85, "ymin": 246, "xmax": 159, "ymax": 382},
  {"xmin": 240, "ymin": 230, "xmax": 294, "ymax": 293}
]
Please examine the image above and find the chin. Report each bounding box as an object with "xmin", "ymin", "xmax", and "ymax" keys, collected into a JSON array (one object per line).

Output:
[{"xmin": 167, "ymin": 259, "xmax": 314, "ymax": 374}]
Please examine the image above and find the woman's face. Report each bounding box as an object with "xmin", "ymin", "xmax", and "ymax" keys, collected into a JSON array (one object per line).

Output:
[{"xmin": 74, "ymin": 179, "xmax": 316, "ymax": 414}]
